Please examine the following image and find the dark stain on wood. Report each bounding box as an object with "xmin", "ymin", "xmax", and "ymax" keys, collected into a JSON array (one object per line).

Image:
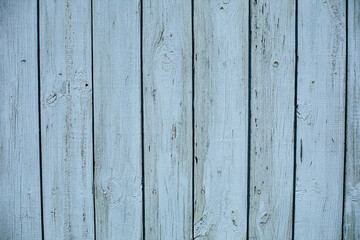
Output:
[{"xmin": 300, "ymin": 139, "xmax": 303, "ymax": 163}]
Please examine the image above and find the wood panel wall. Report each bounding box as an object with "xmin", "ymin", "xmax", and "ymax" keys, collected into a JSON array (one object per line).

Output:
[{"xmin": 0, "ymin": 0, "xmax": 357, "ymax": 239}]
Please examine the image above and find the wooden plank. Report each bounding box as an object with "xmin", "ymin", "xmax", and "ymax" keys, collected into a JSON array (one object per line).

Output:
[
  {"xmin": 93, "ymin": 1, "xmax": 143, "ymax": 239},
  {"xmin": 343, "ymin": 0, "xmax": 360, "ymax": 238},
  {"xmin": 294, "ymin": 1, "xmax": 346, "ymax": 239},
  {"xmin": 193, "ymin": 1, "xmax": 249, "ymax": 238},
  {"xmin": 0, "ymin": 1, "xmax": 42, "ymax": 239},
  {"xmin": 40, "ymin": 1, "xmax": 94, "ymax": 239},
  {"xmin": 143, "ymin": 0, "xmax": 192, "ymax": 238},
  {"xmin": 248, "ymin": 0, "xmax": 295, "ymax": 239}
]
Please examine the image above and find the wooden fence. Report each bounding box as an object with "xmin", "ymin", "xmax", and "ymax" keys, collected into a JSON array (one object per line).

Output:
[{"xmin": 0, "ymin": 0, "xmax": 358, "ymax": 239}]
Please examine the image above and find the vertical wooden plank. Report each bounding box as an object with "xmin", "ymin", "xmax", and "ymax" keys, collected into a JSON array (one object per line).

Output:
[
  {"xmin": 93, "ymin": 1, "xmax": 143, "ymax": 239},
  {"xmin": 0, "ymin": 1, "xmax": 42, "ymax": 239},
  {"xmin": 248, "ymin": 0, "xmax": 295, "ymax": 239},
  {"xmin": 143, "ymin": 0, "xmax": 192, "ymax": 238},
  {"xmin": 194, "ymin": 1, "xmax": 249, "ymax": 238},
  {"xmin": 40, "ymin": 1, "xmax": 94, "ymax": 239},
  {"xmin": 294, "ymin": 1, "xmax": 346, "ymax": 239},
  {"xmin": 344, "ymin": 0, "xmax": 360, "ymax": 239}
]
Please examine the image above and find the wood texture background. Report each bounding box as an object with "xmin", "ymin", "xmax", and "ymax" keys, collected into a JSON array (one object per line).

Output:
[
  {"xmin": 294, "ymin": 1, "xmax": 346, "ymax": 239},
  {"xmin": 193, "ymin": 0, "xmax": 248, "ymax": 238},
  {"xmin": 40, "ymin": 1, "xmax": 94, "ymax": 238},
  {"xmin": 344, "ymin": 0, "xmax": 360, "ymax": 239},
  {"xmin": 0, "ymin": 1, "xmax": 42, "ymax": 239},
  {"xmin": 93, "ymin": 1, "xmax": 143, "ymax": 239},
  {"xmin": 248, "ymin": 0, "xmax": 295, "ymax": 239},
  {"xmin": 0, "ymin": 0, "xmax": 358, "ymax": 239},
  {"xmin": 143, "ymin": 0, "xmax": 193, "ymax": 239}
]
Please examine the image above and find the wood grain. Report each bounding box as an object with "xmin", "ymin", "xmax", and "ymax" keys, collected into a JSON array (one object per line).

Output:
[
  {"xmin": 0, "ymin": 1, "xmax": 42, "ymax": 239},
  {"xmin": 40, "ymin": 1, "xmax": 94, "ymax": 238},
  {"xmin": 194, "ymin": 1, "xmax": 249, "ymax": 238},
  {"xmin": 294, "ymin": 1, "xmax": 346, "ymax": 239},
  {"xmin": 343, "ymin": 0, "xmax": 360, "ymax": 239},
  {"xmin": 93, "ymin": 1, "xmax": 143, "ymax": 239},
  {"xmin": 1, "ymin": 1, "xmax": 359, "ymax": 238},
  {"xmin": 143, "ymin": 0, "xmax": 193, "ymax": 238},
  {"xmin": 248, "ymin": 0, "xmax": 295, "ymax": 239}
]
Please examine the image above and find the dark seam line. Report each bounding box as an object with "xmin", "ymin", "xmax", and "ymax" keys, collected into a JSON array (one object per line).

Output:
[
  {"xmin": 90, "ymin": 0, "xmax": 97, "ymax": 239},
  {"xmin": 37, "ymin": 1, "xmax": 45, "ymax": 239},
  {"xmin": 246, "ymin": 0, "xmax": 252, "ymax": 239},
  {"xmin": 191, "ymin": 0, "xmax": 195, "ymax": 239},
  {"xmin": 291, "ymin": 0, "xmax": 298, "ymax": 239},
  {"xmin": 140, "ymin": 0, "xmax": 146, "ymax": 239},
  {"xmin": 341, "ymin": 0, "xmax": 348, "ymax": 239}
]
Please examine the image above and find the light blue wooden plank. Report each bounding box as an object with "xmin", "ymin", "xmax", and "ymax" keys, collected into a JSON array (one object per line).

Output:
[
  {"xmin": 294, "ymin": 1, "xmax": 346, "ymax": 238},
  {"xmin": 343, "ymin": 0, "xmax": 360, "ymax": 239},
  {"xmin": 143, "ymin": 0, "xmax": 193, "ymax": 238},
  {"xmin": 0, "ymin": 1, "xmax": 42, "ymax": 239},
  {"xmin": 40, "ymin": 0, "xmax": 95, "ymax": 239},
  {"xmin": 93, "ymin": 1, "xmax": 143, "ymax": 239},
  {"xmin": 249, "ymin": 0, "xmax": 296, "ymax": 239},
  {"xmin": 194, "ymin": 1, "xmax": 249, "ymax": 238}
]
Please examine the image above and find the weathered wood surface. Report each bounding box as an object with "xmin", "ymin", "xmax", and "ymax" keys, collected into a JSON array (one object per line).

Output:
[
  {"xmin": 193, "ymin": 1, "xmax": 249, "ymax": 238},
  {"xmin": 93, "ymin": 0, "xmax": 143, "ymax": 239},
  {"xmin": 40, "ymin": 0, "xmax": 94, "ymax": 239},
  {"xmin": 294, "ymin": 1, "xmax": 346, "ymax": 239},
  {"xmin": 343, "ymin": 0, "xmax": 360, "ymax": 239},
  {"xmin": 0, "ymin": 1, "xmax": 42, "ymax": 239},
  {"xmin": 2, "ymin": 1, "xmax": 360, "ymax": 239},
  {"xmin": 248, "ymin": 0, "xmax": 295, "ymax": 239},
  {"xmin": 143, "ymin": 0, "xmax": 193, "ymax": 238}
]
